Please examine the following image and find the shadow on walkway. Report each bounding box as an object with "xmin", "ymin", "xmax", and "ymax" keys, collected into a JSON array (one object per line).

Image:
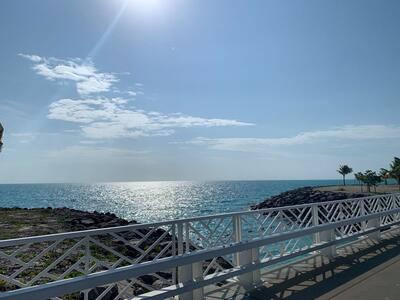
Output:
[
  {"xmin": 249, "ymin": 232, "xmax": 400, "ymax": 299},
  {"xmin": 206, "ymin": 230, "xmax": 400, "ymax": 299}
]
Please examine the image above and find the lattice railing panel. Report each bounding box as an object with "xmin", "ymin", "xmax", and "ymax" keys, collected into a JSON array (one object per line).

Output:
[
  {"xmin": 186, "ymin": 217, "xmax": 235, "ymax": 250},
  {"xmin": 241, "ymin": 206, "xmax": 313, "ymax": 242},
  {"xmin": 259, "ymin": 234, "xmax": 314, "ymax": 262},
  {"xmin": 184, "ymin": 216, "xmax": 236, "ymax": 277},
  {"xmin": 58, "ymin": 268, "xmax": 175, "ymax": 300},
  {"xmin": 318, "ymin": 200, "xmax": 361, "ymax": 224},
  {"xmin": 0, "ymin": 224, "xmax": 177, "ymax": 295}
]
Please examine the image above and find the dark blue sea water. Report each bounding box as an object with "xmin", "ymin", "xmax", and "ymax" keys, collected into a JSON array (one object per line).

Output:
[{"xmin": 0, "ymin": 180, "xmax": 344, "ymax": 223}]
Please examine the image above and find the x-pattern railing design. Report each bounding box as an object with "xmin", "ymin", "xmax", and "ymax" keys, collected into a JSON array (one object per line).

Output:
[
  {"xmin": 1, "ymin": 193, "xmax": 400, "ymax": 300},
  {"xmin": 0, "ymin": 223, "xmax": 177, "ymax": 299}
]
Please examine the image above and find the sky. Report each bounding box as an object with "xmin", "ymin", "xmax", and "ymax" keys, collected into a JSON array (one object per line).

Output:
[{"xmin": 1, "ymin": 0, "xmax": 400, "ymax": 183}]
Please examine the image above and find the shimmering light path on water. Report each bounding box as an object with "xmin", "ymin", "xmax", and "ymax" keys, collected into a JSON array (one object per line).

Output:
[{"xmin": 0, "ymin": 180, "xmax": 344, "ymax": 223}]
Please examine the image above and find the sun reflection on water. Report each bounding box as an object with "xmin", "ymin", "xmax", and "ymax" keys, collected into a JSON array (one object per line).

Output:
[{"xmin": 0, "ymin": 180, "xmax": 341, "ymax": 223}]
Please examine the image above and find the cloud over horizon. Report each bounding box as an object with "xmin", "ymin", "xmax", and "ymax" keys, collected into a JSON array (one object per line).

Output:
[{"xmin": 184, "ymin": 125, "xmax": 400, "ymax": 152}]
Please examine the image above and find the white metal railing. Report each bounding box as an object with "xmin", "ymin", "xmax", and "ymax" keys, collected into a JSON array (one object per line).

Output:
[{"xmin": 0, "ymin": 193, "xmax": 400, "ymax": 300}]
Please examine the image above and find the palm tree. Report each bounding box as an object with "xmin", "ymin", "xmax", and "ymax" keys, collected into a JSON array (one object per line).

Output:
[
  {"xmin": 0, "ymin": 122, "xmax": 3, "ymax": 152},
  {"xmin": 379, "ymin": 168, "xmax": 390, "ymax": 185},
  {"xmin": 389, "ymin": 157, "xmax": 400, "ymax": 191},
  {"xmin": 360, "ymin": 170, "xmax": 382, "ymax": 193},
  {"xmin": 354, "ymin": 172, "xmax": 364, "ymax": 192},
  {"xmin": 337, "ymin": 165, "xmax": 353, "ymax": 186}
]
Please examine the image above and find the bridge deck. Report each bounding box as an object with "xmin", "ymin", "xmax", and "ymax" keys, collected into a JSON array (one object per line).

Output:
[{"xmin": 204, "ymin": 228, "xmax": 400, "ymax": 300}]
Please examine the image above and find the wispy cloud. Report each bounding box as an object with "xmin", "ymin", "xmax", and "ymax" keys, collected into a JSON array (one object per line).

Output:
[
  {"xmin": 18, "ymin": 53, "xmax": 42, "ymax": 62},
  {"xmin": 48, "ymin": 145, "xmax": 149, "ymax": 160},
  {"xmin": 183, "ymin": 125, "xmax": 400, "ymax": 152},
  {"xmin": 0, "ymin": 100, "xmax": 29, "ymax": 118},
  {"xmin": 19, "ymin": 54, "xmax": 118, "ymax": 95},
  {"xmin": 20, "ymin": 54, "xmax": 252, "ymax": 140},
  {"xmin": 48, "ymin": 97, "xmax": 253, "ymax": 139},
  {"xmin": 10, "ymin": 132, "xmax": 36, "ymax": 144}
]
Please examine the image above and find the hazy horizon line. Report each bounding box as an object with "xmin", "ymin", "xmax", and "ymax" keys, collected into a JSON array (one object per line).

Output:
[{"xmin": 0, "ymin": 178, "xmax": 355, "ymax": 185}]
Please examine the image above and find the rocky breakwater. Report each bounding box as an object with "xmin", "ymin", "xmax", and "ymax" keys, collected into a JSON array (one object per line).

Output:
[
  {"xmin": 251, "ymin": 186, "xmax": 367, "ymax": 210},
  {"xmin": 0, "ymin": 207, "xmax": 232, "ymax": 299},
  {"xmin": 0, "ymin": 207, "xmax": 174, "ymax": 298}
]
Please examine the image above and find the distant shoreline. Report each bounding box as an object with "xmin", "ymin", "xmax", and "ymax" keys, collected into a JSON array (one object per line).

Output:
[
  {"xmin": 251, "ymin": 185, "xmax": 400, "ymax": 210},
  {"xmin": 317, "ymin": 184, "xmax": 400, "ymax": 194}
]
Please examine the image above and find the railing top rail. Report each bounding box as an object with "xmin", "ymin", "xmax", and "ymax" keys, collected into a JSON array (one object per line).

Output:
[{"xmin": 1, "ymin": 192, "xmax": 398, "ymax": 247}]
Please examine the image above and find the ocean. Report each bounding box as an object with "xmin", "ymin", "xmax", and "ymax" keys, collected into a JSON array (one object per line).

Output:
[{"xmin": 0, "ymin": 180, "xmax": 344, "ymax": 223}]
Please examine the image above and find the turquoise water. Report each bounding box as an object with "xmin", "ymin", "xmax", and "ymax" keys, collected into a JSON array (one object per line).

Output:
[{"xmin": 0, "ymin": 180, "xmax": 344, "ymax": 223}]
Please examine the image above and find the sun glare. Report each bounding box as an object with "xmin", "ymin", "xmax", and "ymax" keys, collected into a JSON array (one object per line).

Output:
[{"xmin": 126, "ymin": 0, "xmax": 168, "ymax": 17}]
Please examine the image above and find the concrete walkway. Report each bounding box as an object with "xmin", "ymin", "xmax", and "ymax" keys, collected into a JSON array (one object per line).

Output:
[
  {"xmin": 204, "ymin": 228, "xmax": 400, "ymax": 300},
  {"xmin": 320, "ymin": 249, "xmax": 400, "ymax": 300}
]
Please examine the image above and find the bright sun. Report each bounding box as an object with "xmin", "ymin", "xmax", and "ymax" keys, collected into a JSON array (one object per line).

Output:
[{"xmin": 126, "ymin": 0, "xmax": 167, "ymax": 16}]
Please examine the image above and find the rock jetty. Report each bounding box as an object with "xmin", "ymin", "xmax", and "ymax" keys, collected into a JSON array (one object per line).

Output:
[
  {"xmin": 0, "ymin": 207, "xmax": 169, "ymax": 297},
  {"xmin": 0, "ymin": 207, "xmax": 232, "ymax": 298},
  {"xmin": 251, "ymin": 186, "xmax": 367, "ymax": 210},
  {"xmin": 0, "ymin": 207, "xmax": 138, "ymax": 240}
]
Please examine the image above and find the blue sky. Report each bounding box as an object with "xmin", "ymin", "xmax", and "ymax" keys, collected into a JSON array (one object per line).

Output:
[{"xmin": 1, "ymin": 0, "xmax": 400, "ymax": 183}]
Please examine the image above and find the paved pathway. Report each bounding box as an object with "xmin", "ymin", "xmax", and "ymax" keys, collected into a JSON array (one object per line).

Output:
[
  {"xmin": 204, "ymin": 228, "xmax": 400, "ymax": 299},
  {"xmin": 320, "ymin": 249, "xmax": 400, "ymax": 300}
]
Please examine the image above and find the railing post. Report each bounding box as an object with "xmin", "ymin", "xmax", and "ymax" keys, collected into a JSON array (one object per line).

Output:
[
  {"xmin": 366, "ymin": 217, "xmax": 381, "ymax": 241},
  {"xmin": 360, "ymin": 199, "xmax": 366, "ymax": 231},
  {"xmin": 233, "ymin": 215, "xmax": 261, "ymax": 290},
  {"xmin": 177, "ymin": 222, "xmax": 193, "ymax": 300},
  {"xmin": 82, "ymin": 236, "xmax": 90, "ymax": 300},
  {"xmin": 319, "ymin": 229, "xmax": 336, "ymax": 258},
  {"xmin": 366, "ymin": 197, "xmax": 382, "ymax": 241},
  {"xmin": 312, "ymin": 204, "xmax": 336, "ymax": 258},
  {"xmin": 233, "ymin": 215, "xmax": 242, "ymax": 266},
  {"xmin": 192, "ymin": 261, "xmax": 204, "ymax": 300},
  {"xmin": 172, "ymin": 223, "xmax": 177, "ymax": 285},
  {"xmin": 177, "ymin": 222, "xmax": 203, "ymax": 300},
  {"xmin": 187, "ymin": 222, "xmax": 203, "ymax": 300},
  {"xmin": 252, "ymin": 247, "xmax": 261, "ymax": 284},
  {"xmin": 312, "ymin": 204, "xmax": 320, "ymax": 245}
]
